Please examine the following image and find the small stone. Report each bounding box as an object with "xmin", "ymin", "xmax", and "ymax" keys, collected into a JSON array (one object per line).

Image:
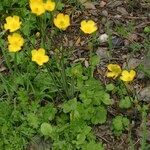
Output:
[
  {"xmin": 102, "ymin": 10, "xmax": 108, "ymax": 17},
  {"xmin": 114, "ymin": 15, "xmax": 122, "ymax": 18},
  {"xmin": 99, "ymin": 34, "xmax": 108, "ymax": 43},
  {"xmin": 112, "ymin": 36, "xmax": 124, "ymax": 48},
  {"xmin": 101, "ymin": 17, "xmax": 107, "ymax": 25},
  {"xmin": 100, "ymin": 1, "xmax": 107, "ymax": 8},
  {"xmin": 138, "ymin": 86, "xmax": 150, "ymax": 102},
  {"xmin": 123, "ymin": 58, "xmax": 141, "ymax": 69},
  {"xmin": 122, "ymin": 55, "xmax": 127, "ymax": 59},
  {"xmin": 96, "ymin": 47, "xmax": 110, "ymax": 59}
]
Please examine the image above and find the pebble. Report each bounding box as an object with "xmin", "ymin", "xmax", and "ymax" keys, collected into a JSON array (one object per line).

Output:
[
  {"xmin": 112, "ymin": 36, "xmax": 124, "ymax": 48},
  {"xmin": 99, "ymin": 34, "xmax": 108, "ymax": 43},
  {"xmin": 138, "ymin": 86, "xmax": 150, "ymax": 102},
  {"xmin": 96, "ymin": 47, "xmax": 110, "ymax": 59},
  {"xmin": 123, "ymin": 58, "xmax": 141, "ymax": 69},
  {"xmin": 102, "ymin": 10, "xmax": 108, "ymax": 17}
]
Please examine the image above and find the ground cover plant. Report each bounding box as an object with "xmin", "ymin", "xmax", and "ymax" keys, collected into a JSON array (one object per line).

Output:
[{"xmin": 0, "ymin": 0, "xmax": 150, "ymax": 149}]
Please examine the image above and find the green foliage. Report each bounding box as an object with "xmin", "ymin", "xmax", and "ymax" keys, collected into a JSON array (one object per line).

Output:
[
  {"xmin": 106, "ymin": 83, "xmax": 115, "ymax": 91},
  {"xmin": 112, "ymin": 116, "xmax": 130, "ymax": 136},
  {"xmin": 115, "ymin": 22, "xmax": 134, "ymax": 38},
  {"xmin": 1, "ymin": 0, "xmax": 146, "ymax": 149},
  {"xmin": 40, "ymin": 123, "xmax": 53, "ymax": 136},
  {"xmin": 91, "ymin": 106, "xmax": 107, "ymax": 124},
  {"xmin": 144, "ymin": 26, "xmax": 150, "ymax": 33},
  {"xmin": 119, "ymin": 96, "xmax": 133, "ymax": 109}
]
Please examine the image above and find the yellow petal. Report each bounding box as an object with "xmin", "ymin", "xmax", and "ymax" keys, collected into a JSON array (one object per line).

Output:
[
  {"xmin": 130, "ymin": 70, "xmax": 136, "ymax": 78},
  {"xmin": 106, "ymin": 72, "xmax": 116, "ymax": 78},
  {"xmin": 38, "ymin": 48, "xmax": 45, "ymax": 55},
  {"xmin": 44, "ymin": 0, "xmax": 55, "ymax": 11},
  {"xmin": 121, "ymin": 70, "xmax": 129, "ymax": 76}
]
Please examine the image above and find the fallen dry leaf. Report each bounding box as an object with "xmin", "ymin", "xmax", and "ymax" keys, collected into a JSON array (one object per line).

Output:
[{"xmin": 78, "ymin": 0, "xmax": 96, "ymax": 9}]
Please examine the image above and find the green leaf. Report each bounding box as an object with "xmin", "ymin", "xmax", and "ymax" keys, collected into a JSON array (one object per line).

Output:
[
  {"xmin": 82, "ymin": 141, "xmax": 104, "ymax": 150},
  {"xmin": 83, "ymin": 126, "xmax": 91, "ymax": 135},
  {"xmin": 56, "ymin": 1, "xmax": 64, "ymax": 10},
  {"xmin": 71, "ymin": 63, "xmax": 83, "ymax": 77},
  {"xmin": 90, "ymin": 55, "xmax": 100, "ymax": 66},
  {"xmin": 144, "ymin": 26, "xmax": 150, "ymax": 33},
  {"xmin": 27, "ymin": 113, "xmax": 39, "ymax": 128},
  {"xmin": 79, "ymin": 91, "xmax": 93, "ymax": 105},
  {"xmin": 106, "ymin": 83, "xmax": 115, "ymax": 91},
  {"xmin": 76, "ymin": 134, "xmax": 86, "ymax": 145},
  {"xmin": 93, "ymin": 91, "xmax": 103, "ymax": 105},
  {"xmin": 40, "ymin": 104, "xmax": 57, "ymax": 121},
  {"xmin": 40, "ymin": 123, "xmax": 53, "ymax": 136},
  {"xmin": 119, "ymin": 96, "xmax": 132, "ymax": 109},
  {"xmin": 91, "ymin": 106, "xmax": 107, "ymax": 124},
  {"xmin": 122, "ymin": 117, "xmax": 130, "ymax": 128},
  {"xmin": 102, "ymin": 93, "xmax": 113, "ymax": 105},
  {"xmin": 112, "ymin": 116, "xmax": 123, "ymax": 131},
  {"xmin": 63, "ymin": 98, "xmax": 77, "ymax": 113}
]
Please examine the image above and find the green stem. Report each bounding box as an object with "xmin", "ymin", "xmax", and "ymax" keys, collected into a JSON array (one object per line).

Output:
[
  {"xmin": 40, "ymin": 14, "xmax": 47, "ymax": 48},
  {"xmin": 46, "ymin": 65, "xmax": 65, "ymax": 99},
  {"xmin": 141, "ymin": 106, "xmax": 148, "ymax": 150},
  {"xmin": 14, "ymin": 53, "xmax": 18, "ymax": 73},
  {"xmin": 0, "ymin": 73, "xmax": 11, "ymax": 100},
  {"xmin": 70, "ymin": 77, "xmax": 75, "ymax": 99},
  {"xmin": 60, "ymin": 53, "xmax": 70, "ymax": 99},
  {"xmin": 1, "ymin": 46, "xmax": 13, "ymax": 73}
]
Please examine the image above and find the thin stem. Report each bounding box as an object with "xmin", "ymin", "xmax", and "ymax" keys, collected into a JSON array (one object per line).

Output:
[
  {"xmin": 46, "ymin": 65, "xmax": 65, "ymax": 99},
  {"xmin": 60, "ymin": 52, "xmax": 70, "ymax": 99},
  {"xmin": 0, "ymin": 73, "xmax": 11, "ymax": 100},
  {"xmin": 14, "ymin": 53, "xmax": 18, "ymax": 73},
  {"xmin": 40, "ymin": 14, "xmax": 47, "ymax": 48},
  {"xmin": 141, "ymin": 106, "xmax": 148, "ymax": 150},
  {"xmin": 1, "ymin": 46, "xmax": 13, "ymax": 73},
  {"xmin": 70, "ymin": 77, "xmax": 75, "ymax": 99}
]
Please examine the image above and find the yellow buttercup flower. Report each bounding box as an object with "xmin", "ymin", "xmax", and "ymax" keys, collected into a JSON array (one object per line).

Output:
[
  {"xmin": 54, "ymin": 13, "xmax": 70, "ymax": 30},
  {"xmin": 80, "ymin": 20, "xmax": 97, "ymax": 34},
  {"xmin": 29, "ymin": 0, "xmax": 45, "ymax": 16},
  {"xmin": 31, "ymin": 48, "xmax": 49, "ymax": 66},
  {"xmin": 106, "ymin": 64, "xmax": 122, "ymax": 79},
  {"xmin": 8, "ymin": 33, "xmax": 24, "ymax": 52},
  {"xmin": 4, "ymin": 16, "xmax": 22, "ymax": 32},
  {"xmin": 120, "ymin": 70, "xmax": 136, "ymax": 82},
  {"xmin": 44, "ymin": 0, "xmax": 55, "ymax": 11}
]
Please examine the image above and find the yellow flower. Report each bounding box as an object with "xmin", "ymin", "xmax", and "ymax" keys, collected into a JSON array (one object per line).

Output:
[
  {"xmin": 44, "ymin": 0, "xmax": 55, "ymax": 11},
  {"xmin": 8, "ymin": 33, "xmax": 24, "ymax": 52},
  {"xmin": 120, "ymin": 70, "xmax": 136, "ymax": 82},
  {"xmin": 80, "ymin": 20, "xmax": 97, "ymax": 34},
  {"xmin": 29, "ymin": 0, "xmax": 45, "ymax": 16},
  {"xmin": 31, "ymin": 48, "xmax": 49, "ymax": 66},
  {"xmin": 106, "ymin": 64, "xmax": 122, "ymax": 79},
  {"xmin": 54, "ymin": 13, "xmax": 70, "ymax": 30},
  {"xmin": 4, "ymin": 16, "xmax": 22, "ymax": 32}
]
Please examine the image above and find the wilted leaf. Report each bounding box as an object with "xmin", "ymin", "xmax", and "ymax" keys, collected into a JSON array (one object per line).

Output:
[{"xmin": 78, "ymin": 0, "xmax": 96, "ymax": 9}]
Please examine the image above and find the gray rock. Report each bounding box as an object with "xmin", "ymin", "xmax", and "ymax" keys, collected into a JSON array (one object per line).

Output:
[
  {"xmin": 101, "ymin": 10, "xmax": 108, "ymax": 17},
  {"xmin": 112, "ymin": 36, "xmax": 124, "ymax": 48},
  {"xmin": 96, "ymin": 47, "xmax": 110, "ymax": 59},
  {"xmin": 139, "ymin": 86, "xmax": 150, "ymax": 102},
  {"xmin": 123, "ymin": 58, "xmax": 141, "ymax": 69}
]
